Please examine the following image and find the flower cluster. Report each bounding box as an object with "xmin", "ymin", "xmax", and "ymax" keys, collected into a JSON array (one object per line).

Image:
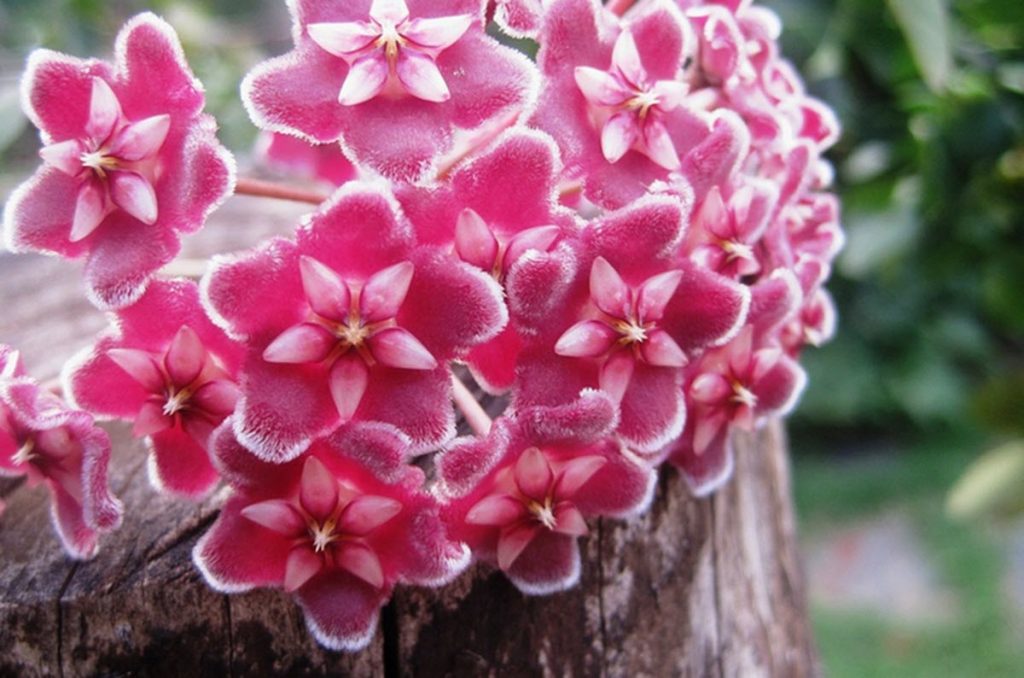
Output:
[{"xmin": 1, "ymin": 0, "xmax": 841, "ymax": 652}]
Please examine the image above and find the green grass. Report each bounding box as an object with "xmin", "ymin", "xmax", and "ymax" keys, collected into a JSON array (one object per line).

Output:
[{"xmin": 793, "ymin": 433, "xmax": 1024, "ymax": 677}]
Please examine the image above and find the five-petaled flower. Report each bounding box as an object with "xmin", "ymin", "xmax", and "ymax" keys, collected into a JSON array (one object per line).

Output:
[{"xmin": 2, "ymin": 13, "xmax": 235, "ymax": 310}]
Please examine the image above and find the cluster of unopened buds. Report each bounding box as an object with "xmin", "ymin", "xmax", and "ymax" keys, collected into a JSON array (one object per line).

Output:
[{"xmin": 0, "ymin": 0, "xmax": 841, "ymax": 651}]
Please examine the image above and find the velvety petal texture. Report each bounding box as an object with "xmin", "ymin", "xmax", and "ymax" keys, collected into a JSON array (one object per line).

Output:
[{"xmin": 3, "ymin": 13, "xmax": 235, "ymax": 310}]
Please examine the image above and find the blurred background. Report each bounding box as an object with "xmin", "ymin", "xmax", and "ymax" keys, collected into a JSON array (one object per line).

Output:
[{"xmin": 0, "ymin": 0, "xmax": 1021, "ymax": 674}]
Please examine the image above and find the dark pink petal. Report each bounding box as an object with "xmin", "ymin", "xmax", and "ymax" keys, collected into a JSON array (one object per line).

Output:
[
  {"xmin": 514, "ymin": 446, "xmax": 554, "ymax": 500},
  {"xmin": 338, "ymin": 54, "xmax": 390, "ymax": 106},
  {"xmin": 358, "ymin": 369, "xmax": 454, "ymax": 454},
  {"xmin": 617, "ymin": 362, "xmax": 685, "ymax": 453},
  {"xmin": 115, "ymin": 13, "xmax": 206, "ymax": 118},
  {"xmin": 466, "ymin": 494, "xmax": 526, "ymax": 526},
  {"xmin": 555, "ymin": 455, "xmax": 607, "ymax": 498},
  {"xmin": 193, "ymin": 495, "xmax": 291, "ymax": 592},
  {"xmin": 133, "ymin": 401, "xmax": 174, "ymax": 437},
  {"xmin": 284, "ymin": 548, "xmax": 323, "ymax": 592},
  {"xmin": 754, "ymin": 356, "xmax": 807, "ymax": 416},
  {"xmin": 147, "ymin": 426, "xmax": 220, "ymax": 498},
  {"xmin": 81, "ymin": 213, "xmax": 180, "ymax": 309},
  {"xmin": 21, "ymin": 49, "xmax": 109, "ymax": 142},
  {"xmin": 628, "ymin": 1, "xmax": 686, "ymax": 81},
  {"xmin": 465, "ymin": 325, "xmax": 522, "ymax": 394},
  {"xmin": 553, "ymin": 504, "xmax": 588, "ymax": 536},
  {"xmin": 555, "ymin": 320, "xmax": 617, "ymax": 358},
  {"xmin": 497, "ymin": 522, "xmax": 541, "ymax": 570},
  {"xmin": 329, "ymin": 355, "xmax": 370, "ymax": 421},
  {"xmin": 571, "ymin": 442, "xmax": 655, "ymax": 517},
  {"xmin": 307, "ymin": 21, "xmax": 379, "ymax": 56},
  {"xmin": 504, "ymin": 528, "xmax": 579, "ymax": 594},
  {"xmin": 263, "ymin": 323, "xmax": 336, "ymax": 364},
  {"xmin": 681, "ymin": 111, "xmax": 750, "ymax": 201},
  {"xmin": 295, "ymin": 573, "xmax": 384, "ymax": 652},
  {"xmin": 165, "ymin": 325, "xmax": 206, "ymax": 386},
  {"xmin": 300, "ymin": 455, "xmax": 339, "ymax": 519},
  {"xmin": 589, "ymin": 196, "xmax": 685, "ymax": 277},
  {"xmin": 50, "ymin": 484, "xmax": 100, "ymax": 559},
  {"xmin": 659, "ymin": 264, "xmax": 749, "ymax": 354},
  {"xmin": 110, "ymin": 114, "xmax": 171, "ymax": 161},
  {"xmin": 241, "ymin": 499, "xmax": 306, "ymax": 536},
  {"xmin": 70, "ymin": 181, "xmax": 108, "ymax": 243},
  {"xmin": 515, "ymin": 388, "xmax": 618, "ymax": 444},
  {"xmin": 339, "ymin": 542, "xmax": 385, "ymax": 589},
  {"xmin": 181, "ymin": 415, "xmax": 218, "ymax": 452},
  {"xmin": 361, "ymin": 261, "xmax": 415, "ymax": 323},
  {"xmin": 339, "ymin": 495, "xmax": 403, "ymax": 535}
]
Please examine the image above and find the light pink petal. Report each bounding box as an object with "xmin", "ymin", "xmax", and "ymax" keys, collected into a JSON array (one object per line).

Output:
[
  {"xmin": 466, "ymin": 494, "xmax": 526, "ymax": 526},
  {"xmin": 454, "ymin": 208, "xmax": 499, "ymax": 271},
  {"xmin": 263, "ymin": 323, "xmax": 336, "ymax": 365},
  {"xmin": 642, "ymin": 118, "xmax": 681, "ymax": 171},
  {"xmin": 554, "ymin": 320, "xmax": 617, "ymax": 358},
  {"xmin": 148, "ymin": 426, "xmax": 220, "ymax": 498},
  {"xmin": 514, "ymin": 446, "xmax": 554, "ymax": 500},
  {"xmin": 338, "ymin": 54, "xmax": 390, "ymax": 106},
  {"xmin": 553, "ymin": 504, "xmax": 588, "ymax": 536},
  {"xmin": 555, "ymin": 455, "xmax": 607, "ymax": 498},
  {"xmin": 339, "ymin": 495, "xmax": 403, "ymax": 536},
  {"xmin": 110, "ymin": 114, "xmax": 171, "ymax": 161},
  {"xmin": 360, "ymin": 261, "xmax": 415, "ymax": 323},
  {"xmin": 191, "ymin": 379, "xmax": 240, "ymax": 417},
  {"xmin": 164, "ymin": 325, "xmax": 206, "ymax": 386},
  {"xmin": 180, "ymin": 415, "xmax": 218, "ymax": 452},
  {"xmin": 691, "ymin": 372, "xmax": 730, "ymax": 404},
  {"xmin": 49, "ymin": 485, "xmax": 100, "ymax": 559},
  {"xmin": 70, "ymin": 180, "xmax": 108, "ymax": 243},
  {"xmin": 307, "ymin": 21, "xmax": 380, "ymax": 57},
  {"xmin": 651, "ymin": 79, "xmax": 688, "ymax": 110},
  {"xmin": 640, "ymin": 329, "xmax": 687, "ymax": 368},
  {"xmin": 693, "ymin": 411, "xmax": 729, "ymax": 456},
  {"xmin": 38, "ymin": 139, "xmax": 83, "ymax": 176},
  {"xmin": 753, "ymin": 356, "xmax": 806, "ymax": 416},
  {"xmin": 574, "ymin": 66, "xmax": 632, "ymax": 107},
  {"xmin": 339, "ymin": 542, "xmax": 385, "ymax": 589},
  {"xmin": 241, "ymin": 499, "xmax": 306, "ymax": 535},
  {"xmin": 396, "ymin": 49, "xmax": 451, "ymax": 103},
  {"xmin": 109, "ymin": 171, "xmax": 158, "ymax": 225},
  {"xmin": 133, "ymin": 401, "xmax": 174, "ymax": 437},
  {"xmin": 601, "ymin": 111, "xmax": 639, "ymax": 164},
  {"xmin": 503, "ymin": 225, "xmax": 562, "ymax": 270},
  {"xmin": 329, "ymin": 355, "xmax": 370, "ymax": 421},
  {"xmin": 599, "ymin": 351, "xmax": 635, "ymax": 403},
  {"xmin": 85, "ymin": 77, "xmax": 121, "ymax": 143},
  {"xmin": 402, "ymin": 14, "xmax": 474, "ymax": 50},
  {"xmin": 369, "ymin": 327, "xmax": 437, "ymax": 370},
  {"xmin": 107, "ymin": 348, "xmax": 164, "ymax": 392},
  {"xmin": 637, "ymin": 269, "xmax": 684, "ymax": 322},
  {"xmin": 589, "ymin": 256, "xmax": 631, "ymax": 318},
  {"xmin": 115, "ymin": 13, "xmax": 206, "ymax": 117},
  {"xmin": 497, "ymin": 522, "xmax": 541, "ymax": 571},
  {"xmin": 611, "ymin": 30, "xmax": 645, "ymax": 89},
  {"xmin": 370, "ymin": 0, "xmax": 410, "ymax": 24},
  {"xmin": 300, "ymin": 456, "xmax": 339, "ymax": 519},
  {"xmin": 284, "ymin": 547, "xmax": 323, "ymax": 592},
  {"xmin": 299, "ymin": 255, "xmax": 351, "ymax": 322}
]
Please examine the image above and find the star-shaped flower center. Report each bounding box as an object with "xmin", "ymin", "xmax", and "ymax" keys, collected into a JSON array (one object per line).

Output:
[
  {"xmin": 555, "ymin": 257, "xmax": 687, "ymax": 402},
  {"xmin": 307, "ymin": 0, "xmax": 473, "ymax": 105},
  {"xmin": 263, "ymin": 256, "xmax": 436, "ymax": 421},
  {"xmin": 12, "ymin": 436, "xmax": 36, "ymax": 467},
  {"xmin": 38, "ymin": 77, "xmax": 170, "ymax": 242}
]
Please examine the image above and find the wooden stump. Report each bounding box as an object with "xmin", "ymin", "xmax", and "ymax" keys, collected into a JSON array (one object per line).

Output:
[{"xmin": 0, "ymin": 198, "xmax": 819, "ymax": 676}]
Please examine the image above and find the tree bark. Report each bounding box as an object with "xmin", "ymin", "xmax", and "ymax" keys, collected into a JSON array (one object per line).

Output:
[{"xmin": 0, "ymin": 198, "xmax": 819, "ymax": 677}]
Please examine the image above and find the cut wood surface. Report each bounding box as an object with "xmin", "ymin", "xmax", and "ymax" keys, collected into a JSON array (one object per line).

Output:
[{"xmin": 0, "ymin": 196, "xmax": 819, "ymax": 676}]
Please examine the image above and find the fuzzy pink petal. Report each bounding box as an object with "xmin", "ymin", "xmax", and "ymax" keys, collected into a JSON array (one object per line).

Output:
[
  {"xmin": 753, "ymin": 356, "xmax": 806, "ymax": 416},
  {"xmin": 497, "ymin": 522, "xmax": 541, "ymax": 571},
  {"xmin": 338, "ymin": 54, "xmax": 390, "ymax": 106},
  {"xmin": 21, "ymin": 50, "xmax": 109, "ymax": 142},
  {"xmin": 300, "ymin": 456, "xmax": 340, "ymax": 519},
  {"xmin": 672, "ymin": 427, "xmax": 734, "ymax": 497},
  {"xmin": 504, "ymin": 225, "xmax": 562, "ymax": 270},
  {"xmin": 115, "ymin": 13, "xmax": 206, "ymax": 118},
  {"xmin": 284, "ymin": 548, "xmax": 324, "ymax": 593},
  {"xmin": 617, "ymin": 362, "xmax": 685, "ymax": 452},
  {"xmin": 110, "ymin": 114, "xmax": 171, "ymax": 161},
  {"xmin": 148, "ymin": 426, "xmax": 219, "ymax": 498},
  {"xmin": 556, "ymin": 455, "xmax": 607, "ymax": 498},
  {"xmin": 193, "ymin": 495, "xmax": 292, "ymax": 591},
  {"xmin": 659, "ymin": 264, "xmax": 749, "ymax": 354},
  {"xmin": 356, "ymin": 366, "xmax": 454, "ymax": 451},
  {"xmin": 465, "ymin": 325, "xmax": 522, "ymax": 394},
  {"xmin": 504, "ymin": 528, "xmax": 579, "ymax": 594},
  {"xmin": 571, "ymin": 442, "xmax": 655, "ymax": 517},
  {"xmin": 294, "ymin": 572, "xmax": 384, "ymax": 652},
  {"xmin": 49, "ymin": 484, "xmax": 100, "ymax": 559},
  {"xmin": 81, "ymin": 213, "xmax": 181, "ymax": 309},
  {"xmin": 555, "ymin": 320, "xmax": 617, "ymax": 358},
  {"xmin": 70, "ymin": 181, "xmax": 108, "ymax": 243},
  {"xmin": 263, "ymin": 323, "xmax": 337, "ymax": 365}
]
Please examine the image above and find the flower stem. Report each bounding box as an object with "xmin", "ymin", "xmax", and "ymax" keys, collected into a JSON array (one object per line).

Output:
[
  {"xmin": 606, "ymin": 0, "xmax": 636, "ymax": 16},
  {"xmin": 234, "ymin": 177, "xmax": 328, "ymax": 206},
  {"xmin": 451, "ymin": 375, "xmax": 492, "ymax": 437}
]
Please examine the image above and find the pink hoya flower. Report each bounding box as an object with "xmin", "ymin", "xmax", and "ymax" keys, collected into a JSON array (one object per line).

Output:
[
  {"xmin": 64, "ymin": 280, "xmax": 243, "ymax": 498},
  {"xmin": 2, "ymin": 13, "xmax": 235, "ymax": 310},
  {"xmin": 532, "ymin": 0, "xmax": 749, "ymax": 208},
  {"xmin": 511, "ymin": 196, "xmax": 749, "ymax": 454},
  {"xmin": 243, "ymin": 0, "xmax": 537, "ymax": 181},
  {"xmin": 490, "ymin": 0, "xmax": 545, "ymax": 38},
  {"xmin": 258, "ymin": 132, "xmax": 357, "ymax": 188},
  {"xmin": 0, "ymin": 345, "xmax": 123, "ymax": 558},
  {"xmin": 195, "ymin": 420, "xmax": 468, "ymax": 651},
  {"xmin": 438, "ymin": 391, "xmax": 655, "ymax": 593},
  {"xmin": 203, "ymin": 182, "xmax": 507, "ymax": 462},
  {"xmin": 397, "ymin": 129, "xmax": 574, "ymax": 393},
  {"xmin": 684, "ymin": 179, "xmax": 778, "ymax": 279}
]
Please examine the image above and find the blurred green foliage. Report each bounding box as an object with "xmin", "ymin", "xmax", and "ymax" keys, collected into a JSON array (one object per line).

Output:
[
  {"xmin": 0, "ymin": 0, "xmax": 1020, "ymax": 437},
  {"xmin": 767, "ymin": 0, "xmax": 1024, "ymax": 437}
]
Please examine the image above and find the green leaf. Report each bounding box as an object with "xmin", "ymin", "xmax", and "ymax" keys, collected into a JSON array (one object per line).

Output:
[
  {"xmin": 885, "ymin": 0, "xmax": 953, "ymax": 93},
  {"xmin": 946, "ymin": 440, "xmax": 1024, "ymax": 521}
]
